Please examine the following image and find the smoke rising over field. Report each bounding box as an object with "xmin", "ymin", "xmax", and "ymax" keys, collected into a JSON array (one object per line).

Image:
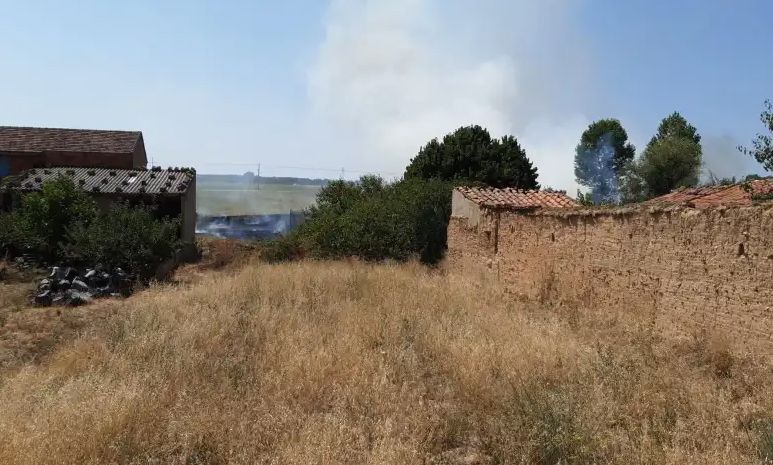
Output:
[{"xmin": 308, "ymin": 0, "xmax": 592, "ymax": 191}]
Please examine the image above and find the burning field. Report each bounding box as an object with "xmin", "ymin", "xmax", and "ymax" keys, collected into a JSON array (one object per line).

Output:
[
  {"xmin": 196, "ymin": 213, "xmax": 305, "ymax": 240},
  {"xmin": 195, "ymin": 177, "xmax": 319, "ymax": 240}
]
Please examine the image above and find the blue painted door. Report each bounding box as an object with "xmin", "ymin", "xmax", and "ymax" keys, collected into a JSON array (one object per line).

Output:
[{"xmin": 0, "ymin": 155, "xmax": 9, "ymax": 177}]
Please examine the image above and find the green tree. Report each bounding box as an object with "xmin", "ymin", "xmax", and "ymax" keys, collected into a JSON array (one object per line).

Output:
[
  {"xmin": 404, "ymin": 125, "xmax": 539, "ymax": 189},
  {"xmin": 574, "ymin": 119, "xmax": 636, "ymax": 203},
  {"xmin": 738, "ymin": 100, "xmax": 773, "ymax": 172},
  {"xmin": 649, "ymin": 111, "xmax": 702, "ymax": 147},
  {"xmin": 632, "ymin": 112, "xmax": 703, "ymax": 198},
  {"xmin": 638, "ymin": 137, "xmax": 702, "ymax": 196}
]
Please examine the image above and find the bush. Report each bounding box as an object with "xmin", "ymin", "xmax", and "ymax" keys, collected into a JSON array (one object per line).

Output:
[
  {"xmin": 2, "ymin": 177, "xmax": 183, "ymax": 280},
  {"xmin": 260, "ymin": 235, "xmax": 304, "ymax": 263},
  {"xmin": 0, "ymin": 212, "xmax": 24, "ymax": 256},
  {"xmin": 13, "ymin": 176, "xmax": 98, "ymax": 259},
  {"xmin": 63, "ymin": 203, "xmax": 180, "ymax": 280},
  {"xmin": 295, "ymin": 177, "xmax": 452, "ymax": 264}
]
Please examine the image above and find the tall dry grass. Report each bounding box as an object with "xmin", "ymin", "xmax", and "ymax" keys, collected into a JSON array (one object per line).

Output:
[{"xmin": 0, "ymin": 260, "xmax": 771, "ymax": 464}]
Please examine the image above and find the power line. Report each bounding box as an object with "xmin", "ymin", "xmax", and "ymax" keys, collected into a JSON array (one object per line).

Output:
[{"xmin": 198, "ymin": 162, "xmax": 400, "ymax": 177}]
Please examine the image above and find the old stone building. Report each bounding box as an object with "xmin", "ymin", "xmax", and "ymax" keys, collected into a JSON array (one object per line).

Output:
[
  {"xmin": 0, "ymin": 126, "xmax": 147, "ymax": 178},
  {"xmin": 448, "ymin": 182, "xmax": 773, "ymax": 351},
  {"xmin": 449, "ymin": 186, "xmax": 578, "ymax": 267}
]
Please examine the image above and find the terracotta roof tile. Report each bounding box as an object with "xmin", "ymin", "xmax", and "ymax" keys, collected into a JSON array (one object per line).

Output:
[
  {"xmin": 10, "ymin": 167, "xmax": 194, "ymax": 196},
  {"xmin": 456, "ymin": 187, "xmax": 578, "ymax": 210},
  {"xmin": 647, "ymin": 179, "xmax": 773, "ymax": 208},
  {"xmin": 0, "ymin": 126, "xmax": 141, "ymax": 154}
]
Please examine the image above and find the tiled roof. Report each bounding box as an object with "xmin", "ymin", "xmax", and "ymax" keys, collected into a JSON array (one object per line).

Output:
[
  {"xmin": 10, "ymin": 167, "xmax": 194, "ymax": 196},
  {"xmin": 0, "ymin": 126, "xmax": 142, "ymax": 154},
  {"xmin": 647, "ymin": 179, "xmax": 773, "ymax": 208},
  {"xmin": 456, "ymin": 187, "xmax": 578, "ymax": 209}
]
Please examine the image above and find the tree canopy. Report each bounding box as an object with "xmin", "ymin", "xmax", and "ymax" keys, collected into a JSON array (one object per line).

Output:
[
  {"xmin": 574, "ymin": 119, "xmax": 636, "ymax": 203},
  {"xmin": 620, "ymin": 112, "xmax": 704, "ymax": 199},
  {"xmin": 404, "ymin": 125, "xmax": 539, "ymax": 189},
  {"xmin": 648, "ymin": 112, "xmax": 702, "ymax": 147},
  {"xmin": 739, "ymin": 99, "xmax": 773, "ymax": 172},
  {"xmin": 638, "ymin": 137, "xmax": 702, "ymax": 196},
  {"xmin": 293, "ymin": 176, "xmax": 452, "ymax": 264}
]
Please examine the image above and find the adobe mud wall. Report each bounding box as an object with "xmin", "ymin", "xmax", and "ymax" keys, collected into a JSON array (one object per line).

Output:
[{"xmin": 448, "ymin": 204, "xmax": 773, "ymax": 350}]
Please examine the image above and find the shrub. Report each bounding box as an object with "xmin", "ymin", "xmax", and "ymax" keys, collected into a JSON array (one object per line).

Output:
[
  {"xmin": 13, "ymin": 176, "xmax": 98, "ymax": 259},
  {"xmin": 2, "ymin": 177, "xmax": 183, "ymax": 279},
  {"xmin": 0, "ymin": 212, "xmax": 25, "ymax": 256},
  {"xmin": 260, "ymin": 234, "xmax": 304, "ymax": 263},
  {"xmin": 295, "ymin": 177, "xmax": 452, "ymax": 264},
  {"xmin": 63, "ymin": 203, "xmax": 180, "ymax": 280}
]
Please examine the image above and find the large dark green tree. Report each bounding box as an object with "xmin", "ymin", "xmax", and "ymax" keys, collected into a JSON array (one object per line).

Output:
[
  {"xmin": 648, "ymin": 111, "xmax": 702, "ymax": 147},
  {"xmin": 638, "ymin": 137, "xmax": 702, "ymax": 196},
  {"xmin": 633, "ymin": 112, "xmax": 703, "ymax": 197},
  {"xmin": 574, "ymin": 119, "xmax": 636, "ymax": 203},
  {"xmin": 404, "ymin": 125, "xmax": 539, "ymax": 189},
  {"xmin": 617, "ymin": 112, "xmax": 704, "ymax": 202},
  {"xmin": 739, "ymin": 100, "xmax": 773, "ymax": 172}
]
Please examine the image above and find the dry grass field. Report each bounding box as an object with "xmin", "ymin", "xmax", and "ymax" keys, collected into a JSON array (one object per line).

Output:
[{"xmin": 1, "ymin": 258, "xmax": 772, "ymax": 464}]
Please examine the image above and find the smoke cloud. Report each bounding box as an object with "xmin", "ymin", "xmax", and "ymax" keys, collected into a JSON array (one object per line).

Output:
[
  {"xmin": 576, "ymin": 133, "xmax": 621, "ymax": 203},
  {"xmin": 701, "ymin": 135, "xmax": 767, "ymax": 182},
  {"xmin": 307, "ymin": 0, "xmax": 593, "ymax": 190}
]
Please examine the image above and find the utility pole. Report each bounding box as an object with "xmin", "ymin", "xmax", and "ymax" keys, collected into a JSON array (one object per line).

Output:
[
  {"xmin": 256, "ymin": 163, "xmax": 261, "ymax": 190},
  {"xmin": 340, "ymin": 167, "xmax": 345, "ymax": 180}
]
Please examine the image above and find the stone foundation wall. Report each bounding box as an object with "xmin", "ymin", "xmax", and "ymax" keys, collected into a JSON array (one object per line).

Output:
[{"xmin": 448, "ymin": 204, "xmax": 773, "ymax": 350}]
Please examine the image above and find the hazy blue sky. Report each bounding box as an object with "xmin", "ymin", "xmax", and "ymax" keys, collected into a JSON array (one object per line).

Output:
[{"xmin": 1, "ymin": 0, "xmax": 770, "ymax": 189}]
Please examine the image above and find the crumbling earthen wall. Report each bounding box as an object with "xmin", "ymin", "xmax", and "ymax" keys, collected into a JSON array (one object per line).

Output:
[
  {"xmin": 447, "ymin": 216, "xmax": 497, "ymax": 278},
  {"xmin": 448, "ymin": 203, "xmax": 773, "ymax": 350}
]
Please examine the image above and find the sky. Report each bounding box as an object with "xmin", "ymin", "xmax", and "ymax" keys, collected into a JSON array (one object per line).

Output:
[{"xmin": 0, "ymin": 0, "xmax": 771, "ymax": 191}]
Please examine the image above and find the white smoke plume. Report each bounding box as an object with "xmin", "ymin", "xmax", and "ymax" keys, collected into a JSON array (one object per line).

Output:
[
  {"xmin": 701, "ymin": 135, "xmax": 767, "ymax": 182},
  {"xmin": 307, "ymin": 0, "xmax": 593, "ymax": 190}
]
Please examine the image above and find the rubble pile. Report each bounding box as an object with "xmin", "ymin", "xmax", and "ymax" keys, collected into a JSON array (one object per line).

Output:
[{"xmin": 33, "ymin": 266, "xmax": 133, "ymax": 307}]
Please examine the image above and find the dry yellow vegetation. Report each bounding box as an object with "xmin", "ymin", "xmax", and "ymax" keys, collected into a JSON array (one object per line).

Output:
[{"xmin": 0, "ymin": 260, "xmax": 772, "ymax": 464}]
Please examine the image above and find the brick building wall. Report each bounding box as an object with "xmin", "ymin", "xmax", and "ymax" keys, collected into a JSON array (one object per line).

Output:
[
  {"xmin": 0, "ymin": 151, "xmax": 141, "ymax": 176},
  {"xmin": 448, "ymin": 203, "xmax": 773, "ymax": 351}
]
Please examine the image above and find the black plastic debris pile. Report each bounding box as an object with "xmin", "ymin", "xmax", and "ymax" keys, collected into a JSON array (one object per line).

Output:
[{"xmin": 33, "ymin": 266, "xmax": 133, "ymax": 307}]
